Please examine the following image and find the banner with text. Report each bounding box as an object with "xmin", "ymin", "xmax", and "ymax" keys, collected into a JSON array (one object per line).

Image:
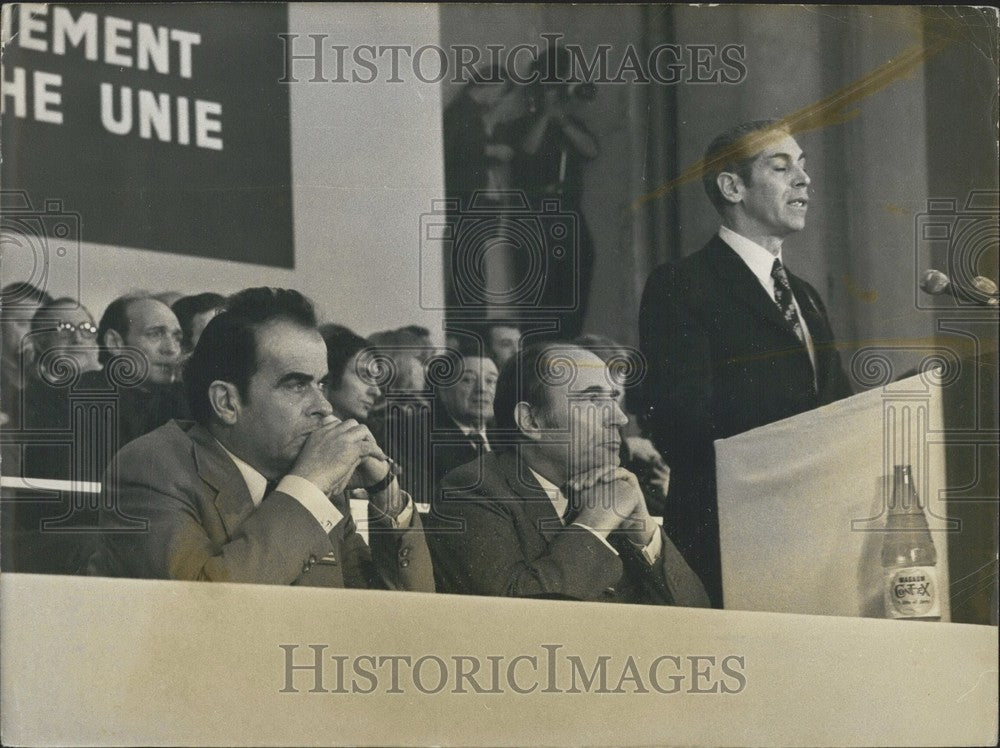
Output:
[{"xmin": 1, "ymin": 3, "xmax": 294, "ymax": 268}]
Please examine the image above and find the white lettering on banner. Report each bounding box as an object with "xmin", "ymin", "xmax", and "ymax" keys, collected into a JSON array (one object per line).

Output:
[
  {"xmin": 51, "ymin": 6, "xmax": 98, "ymax": 60},
  {"xmin": 33, "ymin": 71, "xmax": 62, "ymax": 124},
  {"xmin": 170, "ymin": 29, "xmax": 202, "ymax": 79},
  {"xmin": 1, "ymin": 7, "xmax": 12, "ymax": 45},
  {"xmin": 5, "ymin": 4, "xmax": 203, "ymax": 78},
  {"xmin": 138, "ymin": 90, "xmax": 170, "ymax": 141},
  {"xmin": 18, "ymin": 3, "xmax": 49, "ymax": 52},
  {"xmin": 136, "ymin": 24, "xmax": 168, "ymax": 74},
  {"xmin": 104, "ymin": 16, "xmax": 133, "ymax": 67},
  {"xmin": 98, "ymin": 83, "xmax": 223, "ymax": 150},
  {"xmin": 176, "ymin": 96, "xmax": 190, "ymax": 145},
  {"xmin": 195, "ymin": 100, "xmax": 223, "ymax": 150},
  {"xmin": 1, "ymin": 66, "xmax": 27, "ymax": 118},
  {"xmin": 1, "ymin": 67, "xmax": 63, "ymax": 124},
  {"xmin": 100, "ymin": 82, "xmax": 132, "ymax": 135}
]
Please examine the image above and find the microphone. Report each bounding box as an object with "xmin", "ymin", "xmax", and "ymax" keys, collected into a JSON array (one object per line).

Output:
[{"xmin": 920, "ymin": 269, "xmax": 999, "ymax": 306}]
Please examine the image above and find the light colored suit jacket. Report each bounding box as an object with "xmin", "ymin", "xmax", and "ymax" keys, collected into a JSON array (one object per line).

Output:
[{"xmin": 91, "ymin": 420, "xmax": 434, "ymax": 590}]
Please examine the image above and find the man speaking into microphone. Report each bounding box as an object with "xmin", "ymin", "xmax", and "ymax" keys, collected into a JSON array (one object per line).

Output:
[{"xmin": 637, "ymin": 119, "xmax": 853, "ymax": 607}]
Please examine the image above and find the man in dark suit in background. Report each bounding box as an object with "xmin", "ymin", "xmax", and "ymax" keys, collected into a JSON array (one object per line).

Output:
[
  {"xmin": 638, "ymin": 120, "xmax": 852, "ymax": 607},
  {"xmin": 91, "ymin": 287, "xmax": 434, "ymax": 590},
  {"xmin": 427, "ymin": 350, "xmax": 499, "ymax": 494},
  {"xmin": 428, "ymin": 341, "xmax": 709, "ymax": 607}
]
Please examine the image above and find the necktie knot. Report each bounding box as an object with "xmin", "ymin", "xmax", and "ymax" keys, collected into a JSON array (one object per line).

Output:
[{"xmin": 469, "ymin": 430, "xmax": 490, "ymax": 452}]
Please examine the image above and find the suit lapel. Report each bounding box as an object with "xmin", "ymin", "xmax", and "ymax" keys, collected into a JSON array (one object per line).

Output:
[
  {"xmin": 788, "ymin": 272, "xmax": 835, "ymax": 390},
  {"xmin": 788, "ymin": 273, "xmax": 824, "ymax": 341},
  {"xmin": 188, "ymin": 424, "xmax": 257, "ymax": 539},
  {"xmin": 493, "ymin": 449, "xmax": 564, "ymax": 542},
  {"xmin": 708, "ymin": 236, "xmax": 803, "ymax": 345}
]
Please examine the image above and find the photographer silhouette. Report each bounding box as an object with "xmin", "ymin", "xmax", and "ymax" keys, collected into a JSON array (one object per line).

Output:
[{"xmin": 509, "ymin": 46, "xmax": 599, "ymax": 339}]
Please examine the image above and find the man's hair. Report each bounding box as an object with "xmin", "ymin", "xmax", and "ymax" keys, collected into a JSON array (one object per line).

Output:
[
  {"xmin": 30, "ymin": 297, "xmax": 84, "ymax": 338},
  {"xmin": 702, "ymin": 118, "xmax": 787, "ymax": 213},
  {"xmin": 171, "ymin": 292, "xmax": 226, "ymax": 351},
  {"xmin": 184, "ymin": 287, "xmax": 317, "ymax": 424},
  {"xmin": 399, "ymin": 324, "xmax": 431, "ymax": 339},
  {"xmin": 320, "ymin": 325, "xmax": 368, "ymax": 390},
  {"xmin": 493, "ymin": 340, "xmax": 575, "ymax": 434},
  {"xmin": 96, "ymin": 294, "xmax": 150, "ymax": 366},
  {"xmin": 368, "ymin": 327, "xmax": 421, "ymax": 350}
]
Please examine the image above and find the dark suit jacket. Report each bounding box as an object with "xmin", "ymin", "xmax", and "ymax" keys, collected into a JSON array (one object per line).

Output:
[
  {"xmin": 90, "ymin": 420, "xmax": 435, "ymax": 590},
  {"xmin": 637, "ymin": 234, "xmax": 852, "ymax": 605},
  {"xmin": 427, "ymin": 449, "xmax": 709, "ymax": 607},
  {"xmin": 428, "ymin": 405, "xmax": 492, "ymax": 497},
  {"xmin": 21, "ymin": 367, "xmax": 189, "ymax": 479}
]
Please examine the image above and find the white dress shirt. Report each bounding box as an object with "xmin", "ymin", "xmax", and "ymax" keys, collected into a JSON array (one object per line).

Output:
[
  {"xmin": 719, "ymin": 225, "xmax": 817, "ymax": 371},
  {"xmin": 216, "ymin": 441, "xmax": 342, "ymax": 533},
  {"xmin": 456, "ymin": 422, "xmax": 491, "ymax": 451},
  {"xmin": 529, "ymin": 469, "xmax": 662, "ymax": 564}
]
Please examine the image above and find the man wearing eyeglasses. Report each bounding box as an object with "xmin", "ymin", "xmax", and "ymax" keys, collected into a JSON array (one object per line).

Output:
[
  {"xmin": 14, "ymin": 297, "xmax": 104, "ymax": 574},
  {"xmin": 28, "ymin": 297, "xmax": 101, "ymax": 383},
  {"xmin": 21, "ymin": 294, "xmax": 189, "ymax": 479},
  {"xmin": 21, "ymin": 297, "xmax": 103, "ymax": 474}
]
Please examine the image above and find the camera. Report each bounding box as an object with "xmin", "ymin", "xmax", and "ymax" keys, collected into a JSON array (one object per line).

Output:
[{"xmin": 420, "ymin": 190, "xmax": 579, "ymax": 314}]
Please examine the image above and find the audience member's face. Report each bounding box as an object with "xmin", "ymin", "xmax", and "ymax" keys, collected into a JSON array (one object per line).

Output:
[
  {"xmin": 441, "ymin": 356, "xmax": 498, "ymax": 428},
  {"xmin": 117, "ymin": 299, "xmax": 183, "ymax": 384},
  {"xmin": 189, "ymin": 308, "xmax": 221, "ymax": 351},
  {"xmin": 229, "ymin": 320, "xmax": 333, "ymax": 479},
  {"xmin": 395, "ymin": 353, "xmax": 426, "ymax": 391},
  {"xmin": 37, "ymin": 302, "xmax": 100, "ymax": 376},
  {"xmin": 738, "ymin": 131, "xmax": 810, "ymax": 238},
  {"xmin": 488, "ymin": 326, "xmax": 520, "ymax": 368},
  {"xmin": 414, "ymin": 335, "xmax": 435, "ymax": 366},
  {"xmin": 325, "ymin": 351, "xmax": 381, "ymax": 422},
  {"xmin": 534, "ymin": 347, "xmax": 628, "ymax": 479}
]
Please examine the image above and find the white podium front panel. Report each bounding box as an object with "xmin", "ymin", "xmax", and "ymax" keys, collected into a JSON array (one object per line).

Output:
[
  {"xmin": 1, "ymin": 573, "xmax": 996, "ymax": 747},
  {"xmin": 717, "ymin": 373, "xmax": 952, "ymax": 619}
]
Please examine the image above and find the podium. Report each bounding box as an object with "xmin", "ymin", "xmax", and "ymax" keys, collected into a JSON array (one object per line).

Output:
[{"xmin": 717, "ymin": 372, "xmax": 954, "ymax": 618}]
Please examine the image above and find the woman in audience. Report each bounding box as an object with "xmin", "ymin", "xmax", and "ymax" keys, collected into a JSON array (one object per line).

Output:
[
  {"xmin": 320, "ymin": 325, "xmax": 382, "ymax": 423},
  {"xmin": 321, "ymin": 325, "xmax": 430, "ymax": 504}
]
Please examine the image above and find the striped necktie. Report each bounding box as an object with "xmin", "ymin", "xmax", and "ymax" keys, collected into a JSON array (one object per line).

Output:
[{"xmin": 771, "ymin": 258, "xmax": 806, "ymax": 346}]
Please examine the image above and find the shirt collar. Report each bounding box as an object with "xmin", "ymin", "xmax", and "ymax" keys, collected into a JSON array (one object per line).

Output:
[
  {"xmin": 529, "ymin": 468, "xmax": 568, "ymax": 523},
  {"xmin": 214, "ymin": 438, "xmax": 269, "ymax": 507},
  {"xmin": 453, "ymin": 418, "xmax": 487, "ymax": 442},
  {"xmin": 719, "ymin": 226, "xmax": 784, "ymax": 289}
]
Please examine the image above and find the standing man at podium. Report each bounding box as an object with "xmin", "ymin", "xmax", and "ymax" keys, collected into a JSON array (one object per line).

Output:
[{"xmin": 638, "ymin": 119, "xmax": 852, "ymax": 607}]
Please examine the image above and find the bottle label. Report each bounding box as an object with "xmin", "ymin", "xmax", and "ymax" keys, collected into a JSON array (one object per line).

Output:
[{"xmin": 885, "ymin": 566, "xmax": 940, "ymax": 619}]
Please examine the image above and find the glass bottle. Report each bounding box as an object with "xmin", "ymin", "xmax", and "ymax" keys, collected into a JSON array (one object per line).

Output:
[{"xmin": 881, "ymin": 465, "xmax": 940, "ymax": 620}]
